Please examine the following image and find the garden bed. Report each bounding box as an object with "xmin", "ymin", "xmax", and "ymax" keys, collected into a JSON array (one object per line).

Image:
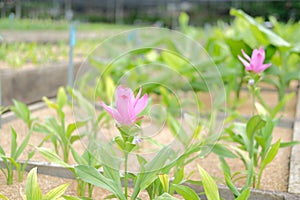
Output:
[
  {"xmin": 0, "ymin": 82, "xmax": 299, "ymax": 199},
  {"xmin": 0, "ymin": 62, "xmax": 81, "ymax": 106},
  {"xmin": 1, "ymin": 9, "xmax": 300, "ymax": 199}
]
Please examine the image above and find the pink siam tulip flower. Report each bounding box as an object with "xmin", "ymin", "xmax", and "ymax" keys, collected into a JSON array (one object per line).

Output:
[
  {"xmin": 238, "ymin": 48, "xmax": 271, "ymax": 73},
  {"xmin": 101, "ymin": 85, "xmax": 148, "ymax": 125}
]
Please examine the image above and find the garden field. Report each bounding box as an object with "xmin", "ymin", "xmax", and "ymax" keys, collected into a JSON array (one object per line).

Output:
[{"xmin": 0, "ymin": 8, "xmax": 300, "ymax": 200}]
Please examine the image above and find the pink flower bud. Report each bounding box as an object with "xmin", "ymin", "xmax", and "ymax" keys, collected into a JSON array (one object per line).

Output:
[
  {"xmin": 101, "ymin": 86, "xmax": 148, "ymax": 125},
  {"xmin": 238, "ymin": 48, "xmax": 271, "ymax": 73}
]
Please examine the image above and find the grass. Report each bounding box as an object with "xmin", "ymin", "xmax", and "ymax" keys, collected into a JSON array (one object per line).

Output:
[
  {"xmin": 0, "ymin": 18, "xmax": 139, "ymax": 68},
  {"xmin": 0, "ymin": 18, "xmax": 137, "ymax": 31},
  {"xmin": 0, "ymin": 39, "xmax": 102, "ymax": 68}
]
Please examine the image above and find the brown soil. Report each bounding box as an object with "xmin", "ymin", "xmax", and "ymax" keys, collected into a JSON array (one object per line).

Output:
[{"xmin": 0, "ymin": 87, "xmax": 297, "ymax": 199}]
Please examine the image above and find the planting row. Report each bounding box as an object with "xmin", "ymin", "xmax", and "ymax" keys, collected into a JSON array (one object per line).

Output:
[{"xmin": 0, "ymin": 74, "xmax": 298, "ymax": 199}]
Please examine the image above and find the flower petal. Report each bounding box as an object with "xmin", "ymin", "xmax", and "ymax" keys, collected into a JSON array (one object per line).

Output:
[
  {"xmin": 133, "ymin": 87, "xmax": 142, "ymax": 107},
  {"xmin": 250, "ymin": 49, "xmax": 264, "ymax": 70},
  {"xmin": 134, "ymin": 94, "xmax": 148, "ymax": 115},
  {"xmin": 241, "ymin": 49, "xmax": 251, "ymax": 61},
  {"xmin": 257, "ymin": 63, "xmax": 271, "ymax": 73},
  {"xmin": 116, "ymin": 85, "xmax": 133, "ymax": 119},
  {"xmin": 113, "ymin": 110, "xmax": 132, "ymax": 125},
  {"xmin": 238, "ymin": 55, "xmax": 251, "ymax": 70},
  {"xmin": 100, "ymin": 102, "xmax": 115, "ymax": 116},
  {"xmin": 259, "ymin": 47, "xmax": 266, "ymax": 60}
]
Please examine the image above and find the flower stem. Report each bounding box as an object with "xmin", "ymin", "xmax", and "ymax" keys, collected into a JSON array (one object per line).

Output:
[
  {"xmin": 250, "ymin": 85, "xmax": 256, "ymax": 116},
  {"xmin": 124, "ymin": 152, "xmax": 129, "ymax": 199},
  {"xmin": 252, "ymin": 91, "xmax": 255, "ymax": 116},
  {"xmin": 88, "ymin": 183, "xmax": 93, "ymax": 197},
  {"xmin": 256, "ymin": 167, "xmax": 264, "ymax": 189},
  {"xmin": 7, "ymin": 167, "xmax": 13, "ymax": 185}
]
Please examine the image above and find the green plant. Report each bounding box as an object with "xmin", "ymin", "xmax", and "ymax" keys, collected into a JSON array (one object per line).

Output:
[
  {"xmin": 23, "ymin": 167, "xmax": 70, "ymax": 200},
  {"xmin": 197, "ymin": 165, "xmax": 220, "ymax": 200},
  {"xmin": 36, "ymin": 146, "xmax": 99, "ymax": 198},
  {"xmin": 35, "ymin": 87, "xmax": 86, "ymax": 162},
  {"xmin": 230, "ymin": 9, "xmax": 300, "ymax": 100},
  {"xmin": 34, "ymin": 86, "xmax": 110, "ymax": 197},
  {"xmin": 221, "ymin": 115, "xmax": 299, "ymax": 193},
  {"xmin": 0, "ymin": 100, "xmax": 36, "ymax": 185},
  {"xmin": 72, "ymin": 84, "xmax": 226, "ymax": 200},
  {"xmin": 0, "ymin": 128, "xmax": 34, "ymax": 185}
]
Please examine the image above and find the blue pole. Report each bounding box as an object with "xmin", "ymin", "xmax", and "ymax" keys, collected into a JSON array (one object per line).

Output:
[{"xmin": 68, "ymin": 22, "xmax": 76, "ymax": 88}]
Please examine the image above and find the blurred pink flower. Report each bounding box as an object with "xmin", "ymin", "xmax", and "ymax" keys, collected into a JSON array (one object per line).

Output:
[
  {"xmin": 238, "ymin": 48, "xmax": 271, "ymax": 73},
  {"xmin": 101, "ymin": 85, "xmax": 148, "ymax": 125}
]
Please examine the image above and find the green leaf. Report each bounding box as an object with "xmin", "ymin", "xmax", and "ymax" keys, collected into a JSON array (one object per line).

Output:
[
  {"xmin": 66, "ymin": 121, "xmax": 86, "ymax": 139},
  {"xmin": 280, "ymin": 141, "xmax": 300, "ymax": 148},
  {"xmin": 219, "ymin": 157, "xmax": 240, "ymax": 197},
  {"xmin": 172, "ymin": 184, "xmax": 200, "ymax": 200},
  {"xmin": 70, "ymin": 146, "xmax": 88, "ymax": 165},
  {"xmin": 7, "ymin": 157, "xmax": 20, "ymax": 171},
  {"xmin": 235, "ymin": 188, "xmax": 250, "ymax": 200},
  {"xmin": 75, "ymin": 165, "xmax": 126, "ymax": 200},
  {"xmin": 136, "ymin": 154, "xmax": 147, "ymax": 166},
  {"xmin": 230, "ymin": 9, "xmax": 290, "ymax": 47},
  {"xmin": 11, "ymin": 127, "xmax": 17, "ymax": 159},
  {"xmin": 270, "ymin": 93, "xmax": 294, "ymax": 118},
  {"xmin": 67, "ymin": 87, "xmax": 95, "ymax": 117},
  {"xmin": 0, "ymin": 193, "xmax": 9, "ymax": 200},
  {"xmin": 212, "ymin": 144, "xmax": 237, "ymax": 158},
  {"xmin": 246, "ymin": 115, "xmax": 266, "ymax": 140},
  {"xmin": 167, "ymin": 114, "xmax": 189, "ymax": 147},
  {"xmin": 225, "ymin": 38, "xmax": 251, "ymax": 58},
  {"xmin": 243, "ymin": 158, "xmax": 254, "ymax": 191},
  {"xmin": 43, "ymin": 183, "xmax": 69, "ymax": 200},
  {"xmin": 10, "ymin": 99, "xmax": 32, "ymax": 128},
  {"xmin": 173, "ymin": 167, "xmax": 184, "ymax": 185},
  {"xmin": 57, "ymin": 87, "xmax": 68, "ymax": 109},
  {"xmin": 261, "ymin": 139, "xmax": 281, "ymax": 170},
  {"xmin": 145, "ymin": 178, "xmax": 161, "ymax": 200},
  {"xmin": 14, "ymin": 130, "xmax": 32, "ymax": 160},
  {"xmin": 43, "ymin": 97, "xmax": 59, "ymax": 111},
  {"xmin": 63, "ymin": 196, "xmax": 92, "ymax": 200},
  {"xmin": 158, "ymin": 174, "xmax": 169, "ymax": 193},
  {"xmin": 162, "ymin": 51, "xmax": 185, "ymax": 71},
  {"xmin": 105, "ymin": 76, "xmax": 115, "ymax": 103},
  {"xmin": 26, "ymin": 168, "xmax": 42, "ymax": 200},
  {"xmin": 154, "ymin": 193, "xmax": 179, "ymax": 200},
  {"xmin": 179, "ymin": 12, "xmax": 189, "ymax": 32},
  {"xmin": 197, "ymin": 165, "xmax": 220, "ymax": 200},
  {"xmin": 70, "ymin": 134, "xmax": 85, "ymax": 144},
  {"xmin": 96, "ymin": 144, "xmax": 122, "ymax": 189},
  {"xmin": 132, "ymin": 147, "xmax": 173, "ymax": 199},
  {"xmin": 36, "ymin": 147, "xmax": 72, "ymax": 169}
]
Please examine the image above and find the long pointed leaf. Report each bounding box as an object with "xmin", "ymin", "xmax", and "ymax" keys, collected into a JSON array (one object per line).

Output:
[
  {"xmin": 198, "ymin": 165, "xmax": 220, "ymax": 200},
  {"xmin": 36, "ymin": 147, "xmax": 73, "ymax": 170},
  {"xmin": 26, "ymin": 168, "xmax": 42, "ymax": 200},
  {"xmin": 11, "ymin": 128, "xmax": 17, "ymax": 159},
  {"xmin": 14, "ymin": 130, "xmax": 32, "ymax": 160},
  {"xmin": 172, "ymin": 184, "xmax": 200, "ymax": 200},
  {"xmin": 235, "ymin": 188, "xmax": 250, "ymax": 200},
  {"xmin": 0, "ymin": 193, "xmax": 9, "ymax": 200},
  {"xmin": 261, "ymin": 139, "xmax": 281, "ymax": 170},
  {"xmin": 75, "ymin": 165, "xmax": 126, "ymax": 200},
  {"xmin": 43, "ymin": 183, "xmax": 69, "ymax": 200}
]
